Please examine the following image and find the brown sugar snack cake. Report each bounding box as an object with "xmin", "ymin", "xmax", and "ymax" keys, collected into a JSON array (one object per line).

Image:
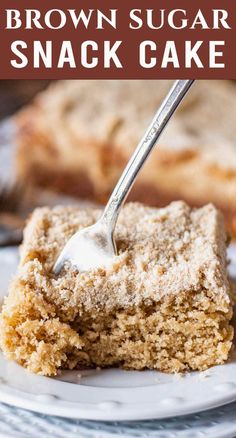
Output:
[
  {"xmin": 0, "ymin": 201, "xmax": 233, "ymax": 376},
  {"xmin": 16, "ymin": 80, "xmax": 236, "ymax": 237}
]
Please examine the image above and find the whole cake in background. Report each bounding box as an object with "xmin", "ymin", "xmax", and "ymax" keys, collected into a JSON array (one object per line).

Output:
[
  {"xmin": 16, "ymin": 80, "xmax": 236, "ymax": 237},
  {"xmin": 0, "ymin": 201, "xmax": 233, "ymax": 376}
]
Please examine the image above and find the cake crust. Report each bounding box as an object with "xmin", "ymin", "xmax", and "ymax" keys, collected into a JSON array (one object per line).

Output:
[{"xmin": 0, "ymin": 202, "xmax": 233, "ymax": 375}]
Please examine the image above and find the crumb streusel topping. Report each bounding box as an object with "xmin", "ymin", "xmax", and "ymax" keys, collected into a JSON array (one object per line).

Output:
[{"xmin": 19, "ymin": 201, "xmax": 230, "ymax": 312}]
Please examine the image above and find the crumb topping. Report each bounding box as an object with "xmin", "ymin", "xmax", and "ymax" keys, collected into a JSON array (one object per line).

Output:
[{"xmin": 18, "ymin": 201, "xmax": 230, "ymax": 312}]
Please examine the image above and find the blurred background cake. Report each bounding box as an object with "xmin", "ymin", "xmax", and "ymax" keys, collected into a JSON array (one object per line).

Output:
[{"xmin": 1, "ymin": 79, "xmax": 236, "ymax": 242}]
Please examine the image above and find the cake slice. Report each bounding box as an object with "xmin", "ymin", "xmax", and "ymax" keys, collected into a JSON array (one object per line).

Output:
[
  {"xmin": 15, "ymin": 80, "xmax": 236, "ymax": 237},
  {"xmin": 0, "ymin": 202, "xmax": 233, "ymax": 376}
]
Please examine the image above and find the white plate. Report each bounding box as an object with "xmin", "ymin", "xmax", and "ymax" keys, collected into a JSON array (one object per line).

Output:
[
  {"xmin": 2, "ymin": 399, "xmax": 236, "ymax": 438},
  {"xmin": 0, "ymin": 246, "xmax": 236, "ymax": 422}
]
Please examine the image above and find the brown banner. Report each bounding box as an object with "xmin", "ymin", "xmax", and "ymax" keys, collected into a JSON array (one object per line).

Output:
[{"xmin": 0, "ymin": 0, "xmax": 235, "ymax": 78}]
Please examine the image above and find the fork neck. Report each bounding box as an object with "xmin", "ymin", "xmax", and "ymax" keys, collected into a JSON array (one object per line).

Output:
[{"xmin": 100, "ymin": 79, "xmax": 194, "ymax": 236}]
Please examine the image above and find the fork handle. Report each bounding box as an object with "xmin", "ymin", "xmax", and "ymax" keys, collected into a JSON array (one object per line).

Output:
[{"xmin": 101, "ymin": 79, "xmax": 194, "ymax": 230}]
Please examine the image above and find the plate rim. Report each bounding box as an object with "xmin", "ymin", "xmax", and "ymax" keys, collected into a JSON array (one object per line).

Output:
[{"xmin": 0, "ymin": 382, "xmax": 236, "ymax": 421}]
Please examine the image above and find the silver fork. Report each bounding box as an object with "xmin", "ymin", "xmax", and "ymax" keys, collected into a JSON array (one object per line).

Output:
[{"xmin": 53, "ymin": 80, "xmax": 194, "ymax": 274}]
